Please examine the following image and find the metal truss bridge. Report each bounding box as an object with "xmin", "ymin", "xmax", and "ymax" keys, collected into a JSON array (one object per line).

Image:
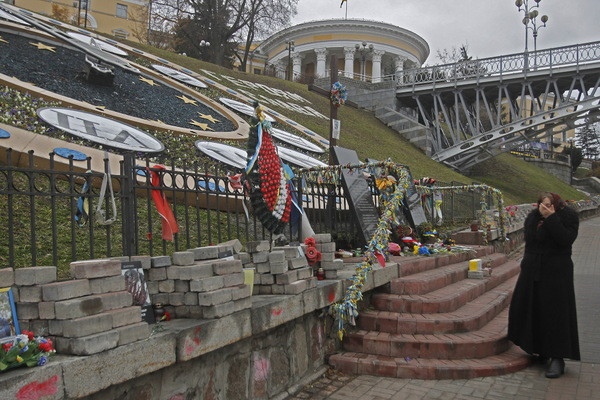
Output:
[{"xmin": 395, "ymin": 41, "xmax": 600, "ymax": 171}]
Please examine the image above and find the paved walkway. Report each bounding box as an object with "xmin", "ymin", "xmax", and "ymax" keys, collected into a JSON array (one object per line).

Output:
[{"xmin": 287, "ymin": 216, "xmax": 600, "ymax": 400}]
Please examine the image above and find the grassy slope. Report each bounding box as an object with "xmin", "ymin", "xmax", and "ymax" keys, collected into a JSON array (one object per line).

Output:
[{"xmin": 123, "ymin": 41, "xmax": 587, "ymax": 205}]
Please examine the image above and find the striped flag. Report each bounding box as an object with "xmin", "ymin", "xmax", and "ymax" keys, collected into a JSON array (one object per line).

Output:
[{"xmin": 340, "ymin": 0, "xmax": 347, "ymax": 8}]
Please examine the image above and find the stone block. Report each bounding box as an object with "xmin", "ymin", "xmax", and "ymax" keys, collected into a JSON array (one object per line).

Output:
[
  {"xmin": 174, "ymin": 279, "xmax": 190, "ymax": 292},
  {"xmin": 184, "ymin": 292, "xmax": 198, "ymax": 305},
  {"xmin": 0, "ymin": 268, "xmax": 14, "ymax": 287},
  {"xmin": 16, "ymin": 302, "xmax": 39, "ymax": 319},
  {"xmin": 105, "ymin": 306, "xmax": 142, "ymax": 328},
  {"xmin": 252, "ymin": 251, "xmax": 269, "ymax": 264},
  {"xmin": 219, "ymin": 239, "xmax": 243, "ymax": 253},
  {"xmin": 110, "ymin": 256, "xmax": 129, "ymax": 262},
  {"xmin": 175, "ymin": 305, "xmax": 190, "ymax": 318},
  {"xmin": 54, "ymin": 296, "xmax": 102, "ymax": 320},
  {"xmin": 320, "ymin": 259, "xmax": 345, "ymax": 270},
  {"xmin": 234, "ymin": 252, "xmax": 251, "ymax": 264},
  {"xmin": 259, "ymin": 274, "xmax": 274, "ymax": 285},
  {"xmin": 158, "ymin": 279, "xmax": 175, "ymax": 293},
  {"xmin": 372, "ymin": 263, "xmax": 399, "ymax": 287},
  {"xmin": 0, "ymin": 361, "xmax": 64, "ymax": 400},
  {"xmin": 223, "ymin": 272, "xmax": 244, "ymax": 287},
  {"xmin": 89, "ymin": 275, "xmax": 126, "ymax": 294},
  {"xmin": 275, "ymin": 269, "xmax": 298, "ymax": 285},
  {"xmin": 255, "ymin": 262, "xmax": 270, "ymax": 274},
  {"xmin": 213, "ymin": 259, "xmax": 243, "ymax": 276},
  {"xmin": 296, "ymin": 267, "xmax": 313, "ymax": 280},
  {"xmin": 38, "ymin": 301, "xmax": 55, "ymax": 319},
  {"xmin": 231, "ymin": 285, "xmax": 250, "ymax": 301},
  {"xmin": 325, "ymin": 270, "xmax": 338, "ymax": 279},
  {"xmin": 188, "ymin": 306, "xmax": 203, "ymax": 318},
  {"xmin": 19, "ymin": 285, "xmax": 43, "ymax": 303},
  {"xmin": 147, "ymin": 281, "xmax": 159, "ymax": 295},
  {"xmin": 70, "ymin": 259, "xmax": 120, "ymax": 279},
  {"xmin": 172, "ymin": 251, "xmax": 195, "ymax": 266},
  {"xmin": 42, "ymin": 279, "xmax": 90, "ymax": 301},
  {"xmin": 202, "ymin": 298, "xmax": 250, "ymax": 319},
  {"xmin": 313, "ymin": 233, "xmax": 331, "ymax": 243},
  {"xmin": 316, "ymin": 242, "xmax": 336, "ymax": 253},
  {"xmin": 130, "ymin": 256, "xmax": 152, "ymax": 270},
  {"xmin": 96, "ymin": 291, "xmax": 133, "ymax": 311},
  {"xmin": 151, "ymin": 256, "xmax": 171, "ymax": 268},
  {"xmin": 272, "ymin": 246, "xmax": 301, "ymax": 259},
  {"xmin": 189, "ymin": 275, "xmax": 224, "ymax": 292},
  {"xmin": 55, "ymin": 330, "xmax": 119, "ymax": 356},
  {"xmin": 170, "ymin": 262, "xmax": 213, "ymax": 280},
  {"xmin": 320, "ymin": 252, "xmax": 335, "ymax": 262},
  {"xmin": 197, "ymin": 287, "xmax": 233, "ymax": 306},
  {"xmin": 29, "ymin": 319, "xmax": 49, "ymax": 336},
  {"xmin": 270, "ymin": 261, "xmax": 288, "ymax": 275},
  {"xmin": 116, "ymin": 322, "xmax": 150, "ymax": 346},
  {"xmin": 190, "ymin": 245, "xmax": 219, "ymax": 260},
  {"xmin": 14, "ymin": 266, "xmax": 57, "ymax": 286},
  {"xmin": 169, "ymin": 292, "xmax": 185, "ymax": 306},
  {"xmin": 288, "ymin": 257, "xmax": 308, "ymax": 269},
  {"xmin": 250, "ymin": 295, "xmax": 304, "ymax": 335},
  {"xmin": 258, "ymin": 285, "xmax": 272, "ymax": 294},
  {"xmin": 49, "ymin": 312, "xmax": 113, "ymax": 338},
  {"xmin": 306, "ymin": 277, "xmax": 317, "ymax": 289},
  {"xmin": 245, "ymin": 240, "xmax": 270, "ymax": 253},
  {"xmin": 268, "ymin": 250, "xmax": 286, "ymax": 263},
  {"xmin": 272, "ymin": 284, "xmax": 285, "ymax": 294},
  {"xmin": 284, "ymin": 279, "xmax": 309, "ymax": 295},
  {"xmin": 217, "ymin": 244, "xmax": 234, "ymax": 258},
  {"xmin": 150, "ymin": 293, "xmax": 169, "ymax": 305}
]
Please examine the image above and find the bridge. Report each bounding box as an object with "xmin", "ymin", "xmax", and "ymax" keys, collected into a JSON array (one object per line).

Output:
[{"xmin": 392, "ymin": 41, "xmax": 600, "ymax": 171}]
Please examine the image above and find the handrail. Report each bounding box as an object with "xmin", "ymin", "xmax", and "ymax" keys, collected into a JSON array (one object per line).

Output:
[{"xmin": 397, "ymin": 40, "xmax": 600, "ymax": 88}]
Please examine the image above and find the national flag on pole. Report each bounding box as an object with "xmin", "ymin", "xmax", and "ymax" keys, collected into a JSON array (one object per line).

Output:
[{"xmin": 340, "ymin": 0, "xmax": 347, "ymax": 8}]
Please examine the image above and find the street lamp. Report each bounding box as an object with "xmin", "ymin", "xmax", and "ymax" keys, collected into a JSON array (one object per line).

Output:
[
  {"xmin": 354, "ymin": 41, "xmax": 373, "ymax": 81},
  {"xmin": 199, "ymin": 39, "xmax": 210, "ymax": 60},
  {"xmin": 515, "ymin": 0, "xmax": 548, "ymax": 56},
  {"xmin": 286, "ymin": 40, "xmax": 295, "ymax": 81}
]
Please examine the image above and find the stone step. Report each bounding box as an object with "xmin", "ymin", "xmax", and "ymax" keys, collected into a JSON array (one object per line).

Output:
[
  {"xmin": 372, "ymin": 260, "xmax": 520, "ymax": 313},
  {"xmin": 329, "ymin": 344, "xmax": 531, "ymax": 380},
  {"xmin": 388, "ymin": 253, "xmax": 508, "ymax": 295},
  {"xmin": 344, "ymin": 308, "xmax": 511, "ymax": 359},
  {"xmin": 357, "ymin": 274, "xmax": 518, "ymax": 334}
]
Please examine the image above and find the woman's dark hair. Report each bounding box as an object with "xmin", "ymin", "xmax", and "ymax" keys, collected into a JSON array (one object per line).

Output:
[{"xmin": 537, "ymin": 192, "xmax": 566, "ymax": 210}]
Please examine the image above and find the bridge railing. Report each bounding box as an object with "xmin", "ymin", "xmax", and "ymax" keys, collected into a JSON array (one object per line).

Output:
[{"xmin": 397, "ymin": 41, "xmax": 600, "ymax": 88}]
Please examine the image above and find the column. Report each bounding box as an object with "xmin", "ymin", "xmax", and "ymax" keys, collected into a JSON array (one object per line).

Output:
[
  {"xmin": 314, "ymin": 48, "xmax": 328, "ymax": 78},
  {"xmin": 292, "ymin": 52, "xmax": 303, "ymax": 81},
  {"xmin": 343, "ymin": 47, "xmax": 355, "ymax": 78},
  {"xmin": 276, "ymin": 60, "xmax": 286, "ymax": 79},
  {"xmin": 395, "ymin": 55, "xmax": 407, "ymax": 83},
  {"xmin": 371, "ymin": 49, "xmax": 385, "ymax": 83}
]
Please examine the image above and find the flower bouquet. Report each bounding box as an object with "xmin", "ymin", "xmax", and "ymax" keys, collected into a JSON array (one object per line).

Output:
[{"xmin": 0, "ymin": 331, "xmax": 55, "ymax": 372}]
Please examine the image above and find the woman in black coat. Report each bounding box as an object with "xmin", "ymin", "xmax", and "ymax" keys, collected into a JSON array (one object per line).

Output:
[{"xmin": 508, "ymin": 192, "xmax": 580, "ymax": 379}]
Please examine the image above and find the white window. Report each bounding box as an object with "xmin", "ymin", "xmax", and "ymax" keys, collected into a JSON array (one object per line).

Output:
[
  {"xmin": 112, "ymin": 28, "xmax": 129, "ymax": 39},
  {"xmin": 116, "ymin": 3, "xmax": 128, "ymax": 19}
]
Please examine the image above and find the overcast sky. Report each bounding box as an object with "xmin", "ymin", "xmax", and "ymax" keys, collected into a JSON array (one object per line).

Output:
[{"xmin": 291, "ymin": 0, "xmax": 599, "ymax": 64}]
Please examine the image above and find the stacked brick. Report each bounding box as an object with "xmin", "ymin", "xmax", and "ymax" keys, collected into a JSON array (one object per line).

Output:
[
  {"xmin": 147, "ymin": 242, "xmax": 252, "ymax": 319},
  {"xmin": 11, "ymin": 260, "xmax": 149, "ymax": 356},
  {"xmin": 310, "ymin": 234, "xmax": 343, "ymax": 279},
  {"xmin": 246, "ymin": 240, "xmax": 317, "ymax": 295}
]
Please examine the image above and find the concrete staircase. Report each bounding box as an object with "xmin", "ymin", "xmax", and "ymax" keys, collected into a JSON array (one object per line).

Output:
[
  {"xmin": 374, "ymin": 106, "xmax": 433, "ymax": 156},
  {"xmin": 329, "ymin": 247, "xmax": 531, "ymax": 379}
]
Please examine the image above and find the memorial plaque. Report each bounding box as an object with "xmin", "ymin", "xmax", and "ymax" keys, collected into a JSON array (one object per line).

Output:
[
  {"xmin": 152, "ymin": 64, "xmax": 208, "ymax": 89},
  {"xmin": 67, "ymin": 31, "xmax": 129, "ymax": 57},
  {"xmin": 277, "ymin": 146, "xmax": 327, "ymax": 168},
  {"xmin": 333, "ymin": 147, "xmax": 379, "ymax": 247},
  {"xmin": 195, "ymin": 141, "xmax": 247, "ymax": 169},
  {"xmin": 219, "ymin": 97, "xmax": 275, "ymax": 122},
  {"xmin": 271, "ymin": 127, "xmax": 325, "ymax": 154}
]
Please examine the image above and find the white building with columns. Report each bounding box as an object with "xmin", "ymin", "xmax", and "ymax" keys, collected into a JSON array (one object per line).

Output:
[{"xmin": 245, "ymin": 19, "xmax": 429, "ymax": 83}]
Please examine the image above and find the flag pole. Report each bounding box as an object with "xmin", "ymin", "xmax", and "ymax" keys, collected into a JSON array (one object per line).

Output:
[{"xmin": 345, "ymin": 0, "xmax": 348, "ymax": 19}]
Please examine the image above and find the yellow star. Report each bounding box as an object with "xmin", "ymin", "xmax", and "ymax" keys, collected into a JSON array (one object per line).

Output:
[
  {"xmin": 177, "ymin": 95, "xmax": 198, "ymax": 105},
  {"xmin": 30, "ymin": 42, "xmax": 56, "ymax": 52},
  {"xmin": 0, "ymin": 36, "xmax": 8, "ymax": 44},
  {"xmin": 139, "ymin": 76, "xmax": 158, "ymax": 86},
  {"xmin": 197, "ymin": 113, "xmax": 220, "ymax": 124},
  {"xmin": 189, "ymin": 120, "xmax": 214, "ymax": 131}
]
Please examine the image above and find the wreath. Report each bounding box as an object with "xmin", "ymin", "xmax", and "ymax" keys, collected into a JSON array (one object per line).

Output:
[
  {"xmin": 245, "ymin": 102, "xmax": 292, "ymax": 234},
  {"xmin": 330, "ymin": 81, "xmax": 347, "ymax": 108}
]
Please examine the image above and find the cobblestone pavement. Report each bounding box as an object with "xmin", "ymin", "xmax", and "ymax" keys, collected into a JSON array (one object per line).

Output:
[{"xmin": 287, "ymin": 216, "xmax": 600, "ymax": 400}]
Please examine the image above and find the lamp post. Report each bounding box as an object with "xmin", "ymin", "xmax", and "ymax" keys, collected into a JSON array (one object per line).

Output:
[
  {"xmin": 354, "ymin": 41, "xmax": 373, "ymax": 81},
  {"xmin": 286, "ymin": 40, "xmax": 295, "ymax": 81},
  {"xmin": 515, "ymin": 0, "xmax": 548, "ymax": 67},
  {"xmin": 199, "ymin": 39, "xmax": 210, "ymax": 61}
]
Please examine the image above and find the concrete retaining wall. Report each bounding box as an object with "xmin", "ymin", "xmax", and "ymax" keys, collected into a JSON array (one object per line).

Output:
[{"xmin": 525, "ymin": 159, "xmax": 572, "ymax": 184}]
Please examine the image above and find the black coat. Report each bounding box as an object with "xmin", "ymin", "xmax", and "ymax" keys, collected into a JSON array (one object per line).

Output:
[{"xmin": 508, "ymin": 206, "xmax": 580, "ymax": 360}]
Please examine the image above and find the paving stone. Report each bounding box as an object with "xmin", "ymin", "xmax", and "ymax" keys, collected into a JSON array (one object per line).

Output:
[
  {"xmin": 313, "ymin": 233, "xmax": 332, "ymax": 243},
  {"xmin": 70, "ymin": 259, "xmax": 120, "ymax": 279},
  {"xmin": 189, "ymin": 276, "xmax": 224, "ymax": 292},
  {"xmin": 198, "ymin": 287, "xmax": 234, "ymax": 306},
  {"xmin": 172, "ymin": 251, "xmax": 195, "ymax": 266},
  {"xmin": 297, "ymin": 267, "xmax": 313, "ymax": 280},
  {"xmin": 320, "ymin": 259, "xmax": 345, "ymax": 270},
  {"xmin": 223, "ymin": 272, "xmax": 244, "ymax": 287},
  {"xmin": 105, "ymin": 306, "xmax": 142, "ymax": 328},
  {"xmin": 169, "ymin": 292, "xmax": 185, "ymax": 306},
  {"xmin": 190, "ymin": 245, "xmax": 219, "ymax": 260},
  {"xmin": 252, "ymin": 251, "xmax": 269, "ymax": 264},
  {"xmin": 258, "ymin": 285, "xmax": 272, "ymax": 294},
  {"xmin": 316, "ymin": 242, "xmax": 336, "ymax": 252},
  {"xmin": 14, "ymin": 266, "xmax": 57, "ymax": 285},
  {"xmin": 42, "ymin": 279, "xmax": 91, "ymax": 301},
  {"xmin": 170, "ymin": 262, "xmax": 213, "ymax": 280},
  {"xmin": 147, "ymin": 281, "xmax": 159, "ymax": 295},
  {"xmin": 202, "ymin": 297, "xmax": 251, "ymax": 318},
  {"xmin": 18, "ymin": 285, "xmax": 42, "ymax": 303},
  {"xmin": 55, "ymin": 330, "xmax": 119, "ymax": 355},
  {"xmin": 0, "ymin": 268, "xmax": 14, "ymax": 286},
  {"xmin": 260, "ymin": 273, "xmax": 275, "ymax": 285},
  {"xmin": 284, "ymin": 279, "xmax": 309, "ymax": 295},
  {"xmin": 231, "ymin": 284, "xmax": 251, "ymax": 300},
  {"xmin": 151, "ymin": 293, "xmax": 169, "ymax": 305},
  {"xmin": 184, "ymin": 292, "xmax": 198, "ymax": 305},
  {"xmin": 89, "ymin": 275, "xmax": 126, "ymax": 294},
  {"xmin": 151, "ymin": 256, "xmax": 171, "ymax": 268},
  {"xmin": 288, "ymin": 257, "xmax": 309, "ymax": 269},
  {"xmin": 234, "ymin": 252, "xmax": 251, "ymax": 264},
  {"xmin": 16, "ymin": 302, "xmax": 39, "ymax": 319},
  {"xmin": 269, "ymin": 250, "xmax": 286, "ymax": 263},
  {"xmin": 325, "ymin": 270, "xmax": 338, "ymax": 279},
  {"xmin": 219, "ymin": 239, "xmax": 243, "ymax": 253},
  {"xmin": 96, "ymin": 291, "xmax": 133, "ymax": 311},
  {"xmin": 246, "ymin": 240, "xmax": 270, "ymax": 253},
  {"xmin": 213, "ymin": 259, "xmax": 243, "ymax": 275},
  {"xmin": 272, "ymin": 284, "xmax": 285, "ymax": 294},
  {"xmin": 130, "ymin": 256, "xmax": 152, "ymax": 270},
  {"xmin": 49, "ymin": 312, "xmax": 113, "ymax": 338},
  {"xmin": 321, "ymin": 252, "xmax": 335, "ymax": 262},
  {"xmin": 270, "ymin": 261, "xmax": 288, "ymax": 274},
  {"xmin": 276, "ymin": 269, "xmax": 298, "ymax": 285},
  {"xmin": 255, "ymin": 261, "xmax": 271, "ymax": 274},
  {"xmin": 116, "ymin": 322, "xmax": 150, "ymax": 346},
  {"xmin": 158, "ymin": 279, "xmax": 175, "ymax": 293},
  {"xmin": 272, "ymin": 246, "xmax": 302, "ymax": 259},
  {"xmin": 174, "ymin": 279, "xmax": 190, "ymax": 292},
  {"xmin": 38, "ymin": 301, "xmax": 55, "ymax": 319},
  {"xmin": 148, "ymin": 267, "xmax": 167, "ymax": 281}
]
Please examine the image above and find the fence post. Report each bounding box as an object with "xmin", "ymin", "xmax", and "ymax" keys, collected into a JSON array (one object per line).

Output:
[{"xmin": 121, "ymin": 153, "xmax": 136, "ymax": 258}]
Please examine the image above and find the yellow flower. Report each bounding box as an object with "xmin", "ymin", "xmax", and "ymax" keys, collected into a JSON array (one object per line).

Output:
[
  {"xmin": 16, "ymin": 356, "xmax": 23, "ymax": 363},
  {"xmin": 413, "ymin": 245, "xmax": 419, "ymax": 254}
]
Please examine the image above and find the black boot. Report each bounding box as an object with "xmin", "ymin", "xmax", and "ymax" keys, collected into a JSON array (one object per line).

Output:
[{"xmin": 545, "ymin": 358, "xmax": 565, "ymax": 378}]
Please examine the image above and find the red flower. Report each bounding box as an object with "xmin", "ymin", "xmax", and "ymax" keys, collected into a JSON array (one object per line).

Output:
[
  {"xmin": 304, "ymin": 237, "xmax": 316, "ymax": 246},
  {"xmin": 305, "ymin": 246, "xmax": 322, "ymax": 265},
  {"xmin": 162, "ymin": 311, "xmax": 172, "ymax": 321},
  {"xmin": 2, "ymin": 343, "xmax": 12, "ymax": 352},
  {"xmin": 38, "ymin": 342, "xmax": 53, "ymax": 353},
  {"xmin": 23, "ymin": 330, "xmax": 34, "ymax": 341}
]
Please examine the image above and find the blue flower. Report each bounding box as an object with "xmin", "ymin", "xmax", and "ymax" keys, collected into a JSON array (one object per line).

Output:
[{"xmin": 37, "ymin": 356, "xmax": 47, "ymax": 366}]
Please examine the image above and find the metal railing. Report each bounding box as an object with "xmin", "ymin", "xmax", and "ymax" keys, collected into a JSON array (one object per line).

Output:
[
  {"xmin": 397, "ymin": 40, "xmax": 600, "ymax": 88},
  {"xmin": 510, "ymin": 148, "xmax": 570, "ymax": 164}
]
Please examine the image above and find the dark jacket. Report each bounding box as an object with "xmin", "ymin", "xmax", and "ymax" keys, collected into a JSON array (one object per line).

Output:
[{"xmin": 508, "ymin": 205, "xmax": 580, "ymax": 360}]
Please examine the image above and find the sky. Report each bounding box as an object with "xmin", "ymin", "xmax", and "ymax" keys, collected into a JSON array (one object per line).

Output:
[{"xmin": 291, "ymin": 0, "xmax": 599, "ymax": 64}]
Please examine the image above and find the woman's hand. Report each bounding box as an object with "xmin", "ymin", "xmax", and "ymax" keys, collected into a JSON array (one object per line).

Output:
[{"xmin": 539, "ymin": 202, "xmax": 555, "ymax": 218}]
